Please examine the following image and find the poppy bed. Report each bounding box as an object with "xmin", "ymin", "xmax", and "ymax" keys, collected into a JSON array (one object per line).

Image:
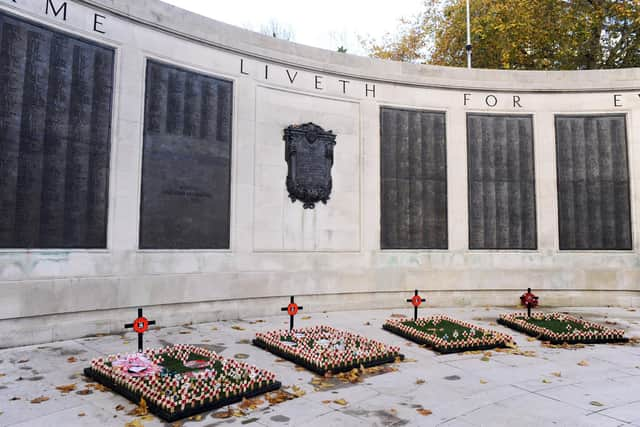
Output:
[
  {"xmin": 384, "ymin": 315, "xmax": 513, "ymax": 354},
  {"xmin": 498, "ymin": 312, "xmax": 628, "ymax": 344},
  {"xmin": 84, "ymin": 344, "xmax": 280, "ymax": 422},
  {"xmin": 253, "ymin": 325, "xmax": 402, "ymax": 375}
]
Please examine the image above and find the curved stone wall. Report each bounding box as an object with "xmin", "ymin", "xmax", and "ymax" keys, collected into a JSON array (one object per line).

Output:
[{"xmin": 0, "ymin": 0, "xmax": 638, "ymax": 347}]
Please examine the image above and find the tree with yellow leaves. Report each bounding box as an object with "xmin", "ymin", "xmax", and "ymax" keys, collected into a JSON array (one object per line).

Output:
[{"xmin": 364, "ymin": 0, "xmax": 640, "ymax": 69}]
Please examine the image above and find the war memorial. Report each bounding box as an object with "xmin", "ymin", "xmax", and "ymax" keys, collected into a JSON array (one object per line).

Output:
[{"xmin": 0, "ymin": 0, "xmax": 638, "ymax": 425}]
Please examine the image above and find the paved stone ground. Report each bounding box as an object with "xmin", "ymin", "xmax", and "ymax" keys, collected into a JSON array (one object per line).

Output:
[{"xmin": 0, "ymin": 307, "xmax": 639, "ymax": 427}]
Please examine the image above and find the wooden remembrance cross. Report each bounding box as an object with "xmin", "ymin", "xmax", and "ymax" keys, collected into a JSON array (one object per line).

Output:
[
  {"xmin": 281, "ymin": 296, "xmax": 303, "ymax": 331},
  {"xmin": 520, "ymin": 288, "xmax": 539, "ymax": 317},
  {"xmin": 124, "ymin": 308, "xmax": 156, "ymax": 353},
  {"xmin": 407, "ymin": 290, "xmax": 426, "ymax": 321}
]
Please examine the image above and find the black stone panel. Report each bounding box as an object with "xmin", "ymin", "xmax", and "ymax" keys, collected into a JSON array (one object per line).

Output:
[
  {"xmin": 555, "ymin": 115, "xmax": 631, "ymax": 250},
  {"xmin": 0, "ymin": 12, "xmax": 114, "ymax": 248},
  {"xmin": 467, "ymin": 114, "xmax": 537, "ymax": 250},
  {"xmin": 139, "ymin": 61, "xmax": 232, "ymax": 249},
  {"xmin": 380, "ymin": 108, "xmax": 448, "ymax": 249}
]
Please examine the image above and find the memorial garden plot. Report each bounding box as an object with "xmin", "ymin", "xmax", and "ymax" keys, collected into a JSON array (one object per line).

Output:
[
  {"xmin": 384, "ymin": 315, "xmax": 513, "ymax": 354},
  {"xmin": 84, "ymin": 344, "xmax": 280, "ymax": 422},
  {"xmin": 498, "ymin": 312, "xmax": 628, "ymax": 345},
  {"xmin": 253, "ymin": 325, "xmax": 402, "ymax": 375}
]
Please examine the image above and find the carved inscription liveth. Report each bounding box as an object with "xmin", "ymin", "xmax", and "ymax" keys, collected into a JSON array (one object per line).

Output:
[{"xmin": 284, "ymin": 123, "xmax": 336, "ymax": 209}]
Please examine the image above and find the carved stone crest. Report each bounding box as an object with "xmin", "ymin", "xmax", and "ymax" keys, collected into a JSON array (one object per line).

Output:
[{"xmin": 284, "ymin": 123, "xmax": 337, "ymax": 209}]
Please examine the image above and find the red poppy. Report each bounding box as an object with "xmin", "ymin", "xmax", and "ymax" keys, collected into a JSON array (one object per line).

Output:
[
  {"xmin": 520, "ymin": 292, "xmax": 539, "ymax": 308},
  {"xmin": 133, "ymin": 317, "xmax": 150, "ymax": 334},
  {"xmin": 411, "ymin": 295, "xmax": 424, "ymax": 308},
  {"xmin": 287, "ymin": 303, "xmax": 299, "ymax": 316}
]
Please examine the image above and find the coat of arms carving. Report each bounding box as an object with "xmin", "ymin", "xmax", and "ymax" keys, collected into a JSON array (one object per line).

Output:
[{"xmin": 284, "ymin": 123, "xmax": 337, "ymax": 209}]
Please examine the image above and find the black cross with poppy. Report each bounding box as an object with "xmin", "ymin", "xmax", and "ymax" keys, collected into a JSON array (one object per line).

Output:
[
  {"xmin": 124, "ymin": 308, "xmax": 156, "ymax": 353},
  {"xmin": 406, "ymin": 290, "xmax": 426, "ymax": 321},
  {"xmin": 520, "ymin": 288, "xmax": 539, "ymax": 317},
  {"xmin": 281, "ymin": 296, "xmax": 303, "ymax": 331}
]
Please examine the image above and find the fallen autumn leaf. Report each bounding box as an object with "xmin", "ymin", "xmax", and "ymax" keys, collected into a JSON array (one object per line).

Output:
[
  {"xmin": 56, "ymin": 384, "xmax": 76, "ymax": 394},
  {"xmin": 127, "ymin": 398, "xmax": 148, "ymax": 416},
  {"xmin": 211, "ymin": 408, "xmax": 233, "ymax": 419}
]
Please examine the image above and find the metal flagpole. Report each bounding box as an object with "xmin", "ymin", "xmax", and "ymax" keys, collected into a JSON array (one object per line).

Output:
[{"xmin": 466, "ymin": 0, "xmax": 472, "ymax": 68}]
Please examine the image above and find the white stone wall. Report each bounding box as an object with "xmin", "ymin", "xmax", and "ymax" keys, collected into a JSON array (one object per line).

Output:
[{"xmin": 0, "ymin": 0, "xmax": 638, "ymax": 347}]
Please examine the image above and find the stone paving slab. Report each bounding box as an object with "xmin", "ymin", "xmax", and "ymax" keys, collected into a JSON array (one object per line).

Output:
[{"xmin": 0, "ymin": 307, "xmax": 638, "ymax": 427}]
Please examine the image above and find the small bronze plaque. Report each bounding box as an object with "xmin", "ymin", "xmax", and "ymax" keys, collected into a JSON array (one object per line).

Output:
[{"xmin": 284, "ymin": 123, "xmax": 337, "ymax": 209}]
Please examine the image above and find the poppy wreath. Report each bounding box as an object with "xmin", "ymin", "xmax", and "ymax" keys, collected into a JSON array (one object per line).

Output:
[
  {"xmin": 253, "ymin": 325, "xmax": 402, "ymax": 376},
  {"xmin": 383, "ymin": 315, "xmax": 514, "ymax": 354},
  {"xmin": 520, "ymin": 292, "xmax": 539, "ymax": 308},
  {"xmin": 411, "ymin": 295, "xmax": 424, "ymax": 307},
  {"xmin": 287, "ymin": 303, "xmax": 299, "ymax": 316},
  {"xmin": 84, "ymin": 344, "xmax": 280, "ymax": 422},
  {"xmin": 498, "ymin": 312, "xmax": 629, "ymax": 345},
  {"xmin": 133, "ymin": 316, "xmax": 150, "ymax": 334}
]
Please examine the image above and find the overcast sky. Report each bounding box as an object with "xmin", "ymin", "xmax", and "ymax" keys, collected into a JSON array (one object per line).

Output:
[{"xmin": 159, "ymin": 0, "xmax": 424, "ymax": 56}]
